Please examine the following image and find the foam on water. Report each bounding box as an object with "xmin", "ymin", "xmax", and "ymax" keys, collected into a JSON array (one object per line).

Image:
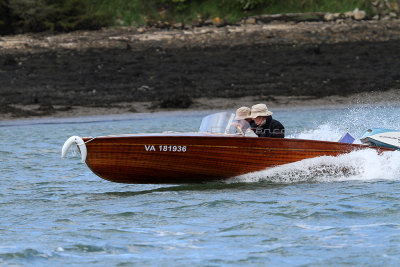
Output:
[
  {"xmin": 231, "ymin": 149, "xmax": 400, "ymax": 184},
  {"xmin": 287, "ymin": 104, "xmax": 400, "ymax": 142},
  {"xmin": 343, "ymin": 104, "xmax": 400, "ymax": 134},
  {"xmin": 290, "ymin": 123, "xmax": 343, "ymax": 142}
]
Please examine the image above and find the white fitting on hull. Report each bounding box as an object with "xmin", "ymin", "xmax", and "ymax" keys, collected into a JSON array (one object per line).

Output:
[{"xmin": 61, "ymin": 136, "xmax": 87, "ymax": 162}]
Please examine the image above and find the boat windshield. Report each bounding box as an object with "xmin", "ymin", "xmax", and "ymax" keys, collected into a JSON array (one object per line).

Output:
[{"xmin": 198, "ymin": 112, "xmax": 256, "ymax": 136}]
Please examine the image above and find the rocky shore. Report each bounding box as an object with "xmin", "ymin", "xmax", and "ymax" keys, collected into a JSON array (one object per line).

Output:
[{"xmin": 1, "ymin": 18, "xmax": 400, "ymax": 120}]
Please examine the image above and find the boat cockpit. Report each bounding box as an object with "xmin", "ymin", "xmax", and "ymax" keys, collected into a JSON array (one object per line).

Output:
[{"xmin": 198, "ymin": 112, "xmax": 257, "ymax": 137}]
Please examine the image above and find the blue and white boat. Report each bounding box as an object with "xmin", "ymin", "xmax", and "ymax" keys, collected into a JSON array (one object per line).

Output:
[{"xmin": 360, "ymin": 128, "xmax": 400, "ymax": 150}]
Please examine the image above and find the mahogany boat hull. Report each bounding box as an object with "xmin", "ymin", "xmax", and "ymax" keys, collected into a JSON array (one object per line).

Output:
[{"xmin": 79, "ymin": 135, "xmax": 391, "ymax": 184}]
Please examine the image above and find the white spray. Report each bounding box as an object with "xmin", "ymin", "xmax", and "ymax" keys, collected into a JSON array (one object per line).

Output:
[{"xmin": 231, "ymin": 149, "xmax": 400, "ymax": 184}]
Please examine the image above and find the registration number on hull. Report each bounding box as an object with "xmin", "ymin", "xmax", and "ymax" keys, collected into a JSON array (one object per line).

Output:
[{"xmin": 145, "ymin": 145, "xmax": 187, "ymax": 152}]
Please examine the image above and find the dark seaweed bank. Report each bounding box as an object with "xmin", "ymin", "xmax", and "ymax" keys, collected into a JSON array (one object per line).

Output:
[
  {"xmin": 1, "ymin": 17, "xmax": 400, "ymax": 118},
  {"xmin": 1, "ymin": 39, "xmax": 400, "ymax": 115}
]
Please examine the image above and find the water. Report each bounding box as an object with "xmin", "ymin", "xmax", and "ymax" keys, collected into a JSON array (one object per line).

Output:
[{"xmin": 1, "ymin": 105, "xmax": 400, "ymax": 266}]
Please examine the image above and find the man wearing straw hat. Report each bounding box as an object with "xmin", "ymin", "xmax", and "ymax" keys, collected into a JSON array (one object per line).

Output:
[{"xmin": 250, "ymin": 104, "xmax": 284, "ymax": 138}]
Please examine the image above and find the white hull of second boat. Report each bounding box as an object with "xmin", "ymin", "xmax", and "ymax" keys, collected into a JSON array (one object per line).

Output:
[{"xmin": 360, "ymin": 128, "xmax": 400, "ymax": 150}]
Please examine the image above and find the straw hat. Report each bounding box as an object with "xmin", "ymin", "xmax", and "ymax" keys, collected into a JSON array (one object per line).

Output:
[
  {"xmin": 251, "ymin": 104, "xmax": 273, "ymax": 118},
  {"xmin": 234, "ymin": 106, "xmax": 251, "ymax": 120}
]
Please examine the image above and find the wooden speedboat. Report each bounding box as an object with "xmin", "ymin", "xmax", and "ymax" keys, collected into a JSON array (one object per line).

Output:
[{"xmin": 62, "ymin": 112, "xmax": 393, "ymax": 184}]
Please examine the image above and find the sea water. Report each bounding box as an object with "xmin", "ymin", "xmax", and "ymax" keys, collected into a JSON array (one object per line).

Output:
[{"xmin": 1, "ymin": 105, "xmax": 400, "ymax": 266}]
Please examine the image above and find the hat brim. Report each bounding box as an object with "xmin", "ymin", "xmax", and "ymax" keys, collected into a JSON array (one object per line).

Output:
[
  {"xmin": 251, "ymin": 111, "xmax": 273, "ymax": 118},
  {"xmin": 235, "ymin": 115, "xmax": 251, "ymax": 120}
]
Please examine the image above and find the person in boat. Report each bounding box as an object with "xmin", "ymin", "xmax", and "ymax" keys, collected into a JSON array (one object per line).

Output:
[
  {"xmin": 235, "ymin": 106, "xmax": 252, "ymax": 123},
  {"xmin": 233, "ymin": 106, "xmax": 252, "ymax": 134},
  {"xmin": 250, "ymin": 104, "xmax": 285, "ymax": 138}
]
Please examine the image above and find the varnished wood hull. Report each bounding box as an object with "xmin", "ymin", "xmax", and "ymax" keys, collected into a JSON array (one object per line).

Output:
[{"xmin": 81, "ymin": 135, "xmax": 392, "ymax": 184}]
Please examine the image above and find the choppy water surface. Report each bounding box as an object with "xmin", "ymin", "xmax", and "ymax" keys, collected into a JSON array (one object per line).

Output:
[{"xmin": 1, "ymin": 106, "xmax": 400, "ymax": 266}]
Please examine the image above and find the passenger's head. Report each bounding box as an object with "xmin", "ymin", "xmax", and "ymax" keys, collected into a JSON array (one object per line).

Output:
[
  {"xmin": 251, "ymin": 104, "xmax": 273, "ymax": 126},
  {"xmin": 235, "ymin": 107, "xmax": 252, "ymax": 122}
]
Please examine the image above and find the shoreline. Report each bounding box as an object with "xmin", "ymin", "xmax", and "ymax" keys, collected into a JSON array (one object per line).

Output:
[
  {"xmin": 1, "ymin": 89, "xmax": 399, "ymax": 122},
  {"xmin": 1, "ymin": 19, "xmax": 400, "ymax": 120},
  {"xmin": 2, "ymin": 20, "xmax": 400, "ymax": 53}
]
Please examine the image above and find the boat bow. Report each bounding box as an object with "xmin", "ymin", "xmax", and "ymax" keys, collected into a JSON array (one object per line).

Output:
[{"xmin": 61, "ymin": 136, "xmax": 87, "ymax": 162}]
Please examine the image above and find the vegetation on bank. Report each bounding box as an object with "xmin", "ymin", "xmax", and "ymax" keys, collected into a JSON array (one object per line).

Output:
[{"xmin": 0, "ymin": 0, "xmax": 398, "ymax": 34}]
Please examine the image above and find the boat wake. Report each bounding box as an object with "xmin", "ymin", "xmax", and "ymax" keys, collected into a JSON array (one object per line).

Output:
[
  {"xmin": 231, "ymin": 149, "xmax": 400, "ymax": 184},
  {"xmin": 230, "ymin": 105, "xmax": 400, "ymax": 184}
]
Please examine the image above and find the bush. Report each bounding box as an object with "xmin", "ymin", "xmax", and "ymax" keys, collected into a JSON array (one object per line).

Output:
[
  {"xmin": 8, "ymin": 0, "xmax": 53, "ymax": 32},
  {"xmin": 1, "ymin": 0, "xmax": 112, "ymax": 34},
  {"xmin": 0, "ymin": 0, "xmax": 12, "ymax": 34},
  {"xmin": 44, "ymin": 0, "xmax": 113, "ymax": 32}
]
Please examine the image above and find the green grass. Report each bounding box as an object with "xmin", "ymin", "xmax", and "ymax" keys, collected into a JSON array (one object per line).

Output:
[
  {"xmin": 88, "ymin": 0, "xmax": 374, "ymax": 26},
  {"xmin": 0, "ymin": 0, "xmax": 391, "ymax": 34}
]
